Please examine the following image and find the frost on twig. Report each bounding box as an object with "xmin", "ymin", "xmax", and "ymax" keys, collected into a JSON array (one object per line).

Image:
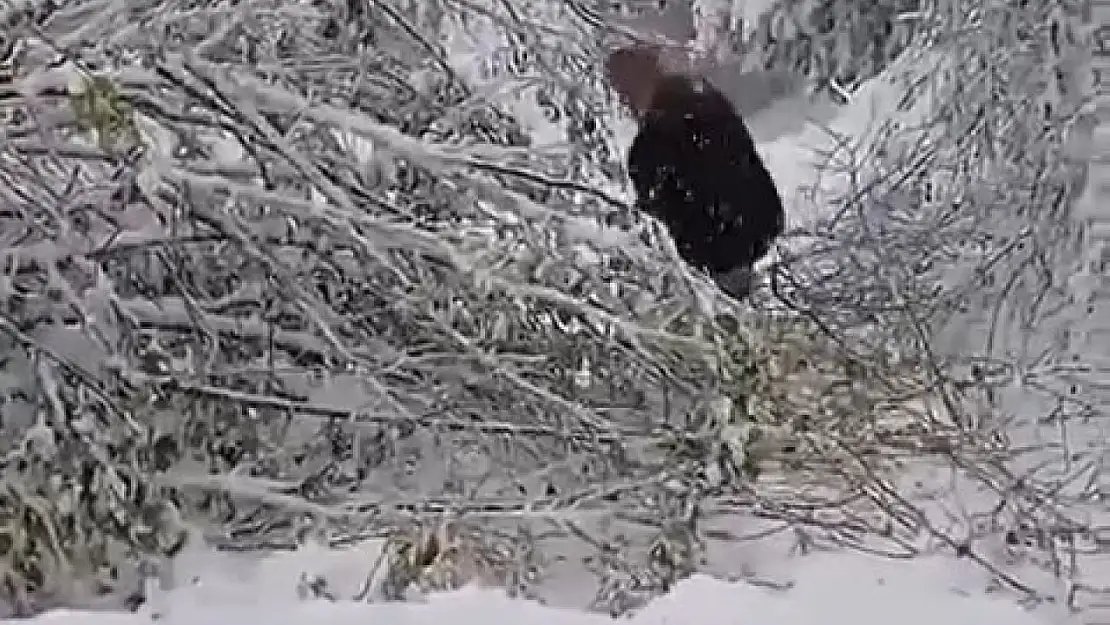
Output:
[{"xmin": 762, "ymin": 0, "xmax": 1101, "ymax": 607}]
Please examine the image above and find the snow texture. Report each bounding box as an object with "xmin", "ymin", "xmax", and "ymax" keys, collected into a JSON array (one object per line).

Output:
[{"xmin": 29, "ymin": 540, "xmax": 1076, "ymax": 625}]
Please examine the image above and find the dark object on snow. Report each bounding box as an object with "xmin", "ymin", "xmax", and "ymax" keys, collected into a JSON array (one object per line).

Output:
[{"xmin": 607, "ymin": 46, "xmax": 785, "ymax": 299}]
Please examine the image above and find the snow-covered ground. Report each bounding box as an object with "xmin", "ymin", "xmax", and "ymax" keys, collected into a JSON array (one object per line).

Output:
[{"xmin": 30, "ymin": 540, "xmax": 1077, "ymax": 625}]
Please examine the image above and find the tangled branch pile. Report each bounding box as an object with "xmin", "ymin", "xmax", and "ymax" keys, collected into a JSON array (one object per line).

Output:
[{"xmin": 0, "ymin": 0, "xmax": 1102, "ymax": 618}]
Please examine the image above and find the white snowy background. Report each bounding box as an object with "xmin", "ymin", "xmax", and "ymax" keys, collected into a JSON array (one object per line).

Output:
[{"xmin": 30, "ymin": 542, "xmax": 1077, "ymax": 625}]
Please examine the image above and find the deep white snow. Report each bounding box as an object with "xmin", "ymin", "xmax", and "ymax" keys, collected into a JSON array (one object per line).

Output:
[{"xmin": 27, "ymin": 538, "xmax": 1077, "ymax": 625}]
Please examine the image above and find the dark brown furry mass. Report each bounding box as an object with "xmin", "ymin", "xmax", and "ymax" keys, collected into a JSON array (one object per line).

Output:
[{"xmin": 608, "ymin": 47, "xmax": 785, "ymax": 298}]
